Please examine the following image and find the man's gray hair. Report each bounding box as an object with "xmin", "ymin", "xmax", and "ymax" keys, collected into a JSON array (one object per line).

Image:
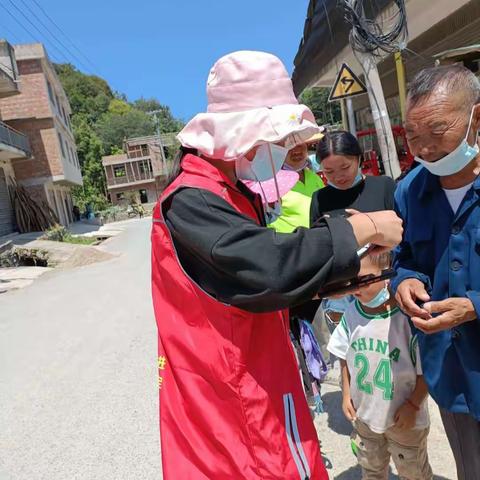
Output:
[{"xmin": 408, "ymin": 64, "xmax": 480, "ymax": 109}]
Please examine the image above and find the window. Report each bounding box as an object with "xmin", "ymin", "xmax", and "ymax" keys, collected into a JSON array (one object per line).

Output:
[
  {"xmin": 114, "ymin": 165, "xmax": 126, "ymax": 177},
  {"xmin": 57, "ymin": 133, "xmax": 66, "ymax": 158},
  {"xmin": 116, "ymin": 193, "xmax": 125, "ymax": 201},
  {"xmin": 55, "ymin": 94, "xmax": 61, "ymax": 113},
  {"xmin": 71, "ymin": 147, "xmax": 78, "ymax": 168},
  {"xmin": 46, "ymin": 80, "xmax": 55, "ymax": 106},
  {"xmin": 127, "ymin": 144, "xmax": 149, "ymax": 158},
  {"xmin": 139, "ymin": 160, "xmax": 153, "ymax": 175}
]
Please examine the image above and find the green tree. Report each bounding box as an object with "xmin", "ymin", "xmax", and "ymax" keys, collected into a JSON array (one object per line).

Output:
[
  {"xmin": 133, "ymin": 97, "xmax": 184, "ymax": 132},
  {"xmin": 55, "ymin": 63, "xmax": 183, "ymax": 209},
  {"xmin": 95, "ymin": 109, "xmax": 156, "ymax": 154},
  {"xmin": 108, "ymin": 98, "xmax": 132, "ymax": 116},
  {"xmin": 299, "ymin": 88, "xmax": 342, "ymax": 127},
  {"xmin": 71, "ymin": 119, "xmax": 107, "ymax": 209},
  {"xmin": 55, "ymin": 63, "xmax": 113, "ymax": 124}
]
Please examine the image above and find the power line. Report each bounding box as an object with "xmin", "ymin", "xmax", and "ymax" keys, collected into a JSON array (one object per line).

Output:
[
  {"xmin": 30, "ymin": 0, "xmax": 101, "ymax": 75},
  {"xmin": 343, "ymin": 0, "xmax": 408, "ymax": 57},
  {"xmin": 16, "ymin": 0, "xmax": 94, "ymax": 74},
  {"xmin": 0, "ymin": 0, "xmax": 69, "ymax": 63},
  {"xmin": 0, "ymin": 1, "xmax": 37, "ymax": 44},
  {"xmin": 0, "ymin": 18, "xmax": 23, "ymax": 44}
]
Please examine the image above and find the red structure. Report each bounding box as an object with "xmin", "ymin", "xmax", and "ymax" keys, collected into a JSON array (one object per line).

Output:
[{"xmin": 357, "ymin": 126, "xmax": 414, "ymax": 176}]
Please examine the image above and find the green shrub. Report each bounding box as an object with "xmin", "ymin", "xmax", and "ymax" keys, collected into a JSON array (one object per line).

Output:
[
  {"xmin": 42, "ymin": 225, "xmax": 70, "ymax": 242},
  {"xmin": 41, "ymin": 225, "xmax": 96, "ymax": 245}
]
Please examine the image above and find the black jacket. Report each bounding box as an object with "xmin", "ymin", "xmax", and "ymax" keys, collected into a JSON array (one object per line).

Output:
[{"xmin": 163, "ymin": 182, "xmax": 360, "ymax": 313}]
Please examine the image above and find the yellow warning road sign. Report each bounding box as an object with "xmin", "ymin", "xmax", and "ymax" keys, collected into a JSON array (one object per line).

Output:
[{"xmin": 328, "ymin": 63, "xmax": 367, "ymax": 102}]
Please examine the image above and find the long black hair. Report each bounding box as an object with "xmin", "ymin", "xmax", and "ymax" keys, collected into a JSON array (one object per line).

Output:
[
  {"xmin": 166, "ymin": 146, "xmax": 198, "ymax": 187},
  {"xmin": 316, "ymin": 130, "xmax": 363, "ymax": 162}
]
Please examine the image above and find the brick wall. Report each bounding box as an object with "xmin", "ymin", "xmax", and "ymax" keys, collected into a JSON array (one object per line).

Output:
[
  {"xmin": 5, "ymin": 117, "xmax": 61, "ymax": 181},
  {"xmin": 0, "ymin": 59, "xmax": 52, "ymax": 121},
  {"xmin": 108, "ymin": 183, "xmax": 159, "ymax": 205}
]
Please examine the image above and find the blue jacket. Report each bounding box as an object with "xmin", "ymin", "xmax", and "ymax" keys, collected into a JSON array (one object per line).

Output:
[{"xmin": 392, "ymin": 166, "xmax": 480, "ymax": 419}]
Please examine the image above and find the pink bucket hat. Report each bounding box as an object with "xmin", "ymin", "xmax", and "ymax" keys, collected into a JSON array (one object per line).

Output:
[
  {"xmin": 177, "ymin": 51, "xmax": 321, "ymax": 161},
  {"xmin": 243, "ymin": 170, "xmax": 299, "ymax": 204}
]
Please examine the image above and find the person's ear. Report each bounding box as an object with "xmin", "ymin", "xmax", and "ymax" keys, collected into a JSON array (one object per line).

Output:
[
  {"xmin": 473, "ymin": 103, "xmax": 480, "ymax": 133},
  {"xmin": 244, "ymin": 146, "xmax": 258, "ymax": 161}
]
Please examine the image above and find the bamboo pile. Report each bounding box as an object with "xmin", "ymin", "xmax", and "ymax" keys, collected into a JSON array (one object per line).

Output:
[{"xmin": 10, "ymin": 183, "xmax": 58, "ymax": 233}]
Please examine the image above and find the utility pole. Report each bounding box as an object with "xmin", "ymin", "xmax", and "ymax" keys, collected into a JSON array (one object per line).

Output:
[
  {"xmin": 346, "ymin": 98, "xmax": 357, "ymax": 137},
  {"xmin": 146, "ymin": 110, "xmax": 168, "ymax": 176},
  {"xmin": 358, "ymin": 54, "xmax": 401, "ymax": 179}
]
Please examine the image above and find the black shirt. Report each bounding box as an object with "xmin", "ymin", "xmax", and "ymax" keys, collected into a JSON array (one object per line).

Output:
[
  {"xmin": 163, "ymin": 184, "xmax": 360, "ymax": 313},
  {"xmin": 310, "ymin": 175, "xmax": 396, "ymax": 224}
]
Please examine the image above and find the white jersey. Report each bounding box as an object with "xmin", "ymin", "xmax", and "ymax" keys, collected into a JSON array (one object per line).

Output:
[{"xmin": 328, "ymin": 300, "xmax": 429, "ymax": 434}]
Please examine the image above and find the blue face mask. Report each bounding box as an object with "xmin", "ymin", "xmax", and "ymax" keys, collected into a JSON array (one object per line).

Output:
[
  {"xmin": 308, "ymin": 153, "xmax": 321, "ymax": 173},
  {"xmin": 360, "ymin": 284, "xmax": 390, "ymax": 309},
  {"xmin": 264, "ymin": 201, "xmax": 282, "ymax": 225},
  {"xmin": 235, "ymin": 143, "xmax": 289, "ymax": 182},
  {"xmin": 415, "ymin": 107, "xmax": 479, "ymax": 177},
  {"xmin": 328, "ymin": 168, "xmax": 363, "ymax": 189}
]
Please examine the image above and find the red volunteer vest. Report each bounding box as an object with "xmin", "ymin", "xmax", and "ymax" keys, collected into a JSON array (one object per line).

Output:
[{"xmin": 151, "ymin": 154, "xmax": 327, "ymax": 479}]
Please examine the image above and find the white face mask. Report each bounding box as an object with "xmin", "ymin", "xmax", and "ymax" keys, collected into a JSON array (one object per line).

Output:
[
  {"xmin": 282, "ymin": 159, "xmax": 309, "ymax": 172},
  {"xmin": 415, "ymin": 107, "xmax": 479, "ymax": 177},
  {"xmin": 235, "ymin": 143, "xmax": 289, "ymax": 182}
]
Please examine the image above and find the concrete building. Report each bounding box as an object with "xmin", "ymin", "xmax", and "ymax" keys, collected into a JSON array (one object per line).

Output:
[
  {"xmin": 102, "ymin": 134, "xmax": 176, "ymax": 205},
  {"xmin": 0, "ymin": 40, "xmax": 31, "ymax": 236},
  {"xmin": 0, "ymin": 42, "xmax": 82, "ymax": 228},
  {"xmin": 293, "ymin": 0, "xmax": 480, "ymax": 130}
]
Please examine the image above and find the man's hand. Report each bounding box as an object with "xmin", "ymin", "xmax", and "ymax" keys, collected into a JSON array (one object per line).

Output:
[
  {"xmin": 394, "ymin": 401, "xmax": 417, "ymax": 430},
  {"xmin": 395, "ymin": 278, "xmax": 431, "ymax": 318},
  {"xmin": 411, "ymin": 298, "xmax": 477, "ymax": 334},
  {"xmin": 342, "ymin": 395, "xmax": 357, "ymax": 421}
]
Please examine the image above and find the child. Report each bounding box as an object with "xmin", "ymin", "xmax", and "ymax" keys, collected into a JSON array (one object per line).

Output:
[{"xmin": 327, "ymin": 253, "xmax": 433, "ymax": 480}]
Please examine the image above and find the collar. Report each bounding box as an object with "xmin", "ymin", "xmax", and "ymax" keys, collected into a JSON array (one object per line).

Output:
[
  {"xmin": 181, "ymin": 154, "xmax": 237, "ymax": 189},
  {"xmin": 181, "ymin": 153, "xmax": 262, "ymax": 209},
  {"xmin": 417, "ymin": 167, "xmax": 480, "ymax": 200}
]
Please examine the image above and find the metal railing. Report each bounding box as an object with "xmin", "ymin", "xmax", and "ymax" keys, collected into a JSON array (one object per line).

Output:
[{"xmin": 0, "ymin": 121, "xmax": 30, "ymax": 156}]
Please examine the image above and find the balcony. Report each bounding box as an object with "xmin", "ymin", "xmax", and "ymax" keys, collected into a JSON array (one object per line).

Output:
[
  {"xmin": 106, "ymin": 171, "xmax": 156, "ymax": 190},
  {"xmin": 0, "ymin": 121, "xmax": 31, "ymax": 160},
  {"xmin": 0, "ymin": 41, "xmax": 19, "ymax": 98}
]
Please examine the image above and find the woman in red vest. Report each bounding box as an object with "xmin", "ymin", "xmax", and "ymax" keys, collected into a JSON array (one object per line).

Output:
[{"xmin": 151, "ymin": 51, "xmax": 402, "ymax": 480}]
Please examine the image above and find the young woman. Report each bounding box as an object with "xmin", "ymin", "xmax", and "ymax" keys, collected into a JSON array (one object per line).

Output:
[
  {"xmin": 151, "ymin": 52, "xmax": 402, "ymax": 480},
  {"xmin": 311, "ymin": 131, "xmax": 396, "ymax": 330},
  {"xmin": 311, "ymin": 130, "xmax": 395, "ymax": 219}
]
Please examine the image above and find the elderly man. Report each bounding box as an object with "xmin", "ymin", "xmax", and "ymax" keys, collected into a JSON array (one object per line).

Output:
[{"xmin": 393, "ymin": 64, "xmax": 480, "ymax": 480}]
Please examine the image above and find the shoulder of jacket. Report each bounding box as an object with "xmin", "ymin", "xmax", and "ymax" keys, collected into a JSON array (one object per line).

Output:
[{"xmin": 395, "ymin": 166, "xmax": 426, "ymax": 199}]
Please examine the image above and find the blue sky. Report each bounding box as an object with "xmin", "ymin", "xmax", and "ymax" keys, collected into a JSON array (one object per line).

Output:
[{"xmin": 0, "ymin": 0, "xmax": 309, "ymax": 122}]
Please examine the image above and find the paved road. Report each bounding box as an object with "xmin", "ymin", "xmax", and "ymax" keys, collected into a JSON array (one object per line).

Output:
[
  {"xmin": 316, "ymin": 383, "xmax": 456, "ymax": 479},
  {"xmin": 0, "ymin": 218, "xmax": 457, "ymax": 479},
  {"xmin": 0, "ymin": 218, "xmax": 161, "ymax": 480}
]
